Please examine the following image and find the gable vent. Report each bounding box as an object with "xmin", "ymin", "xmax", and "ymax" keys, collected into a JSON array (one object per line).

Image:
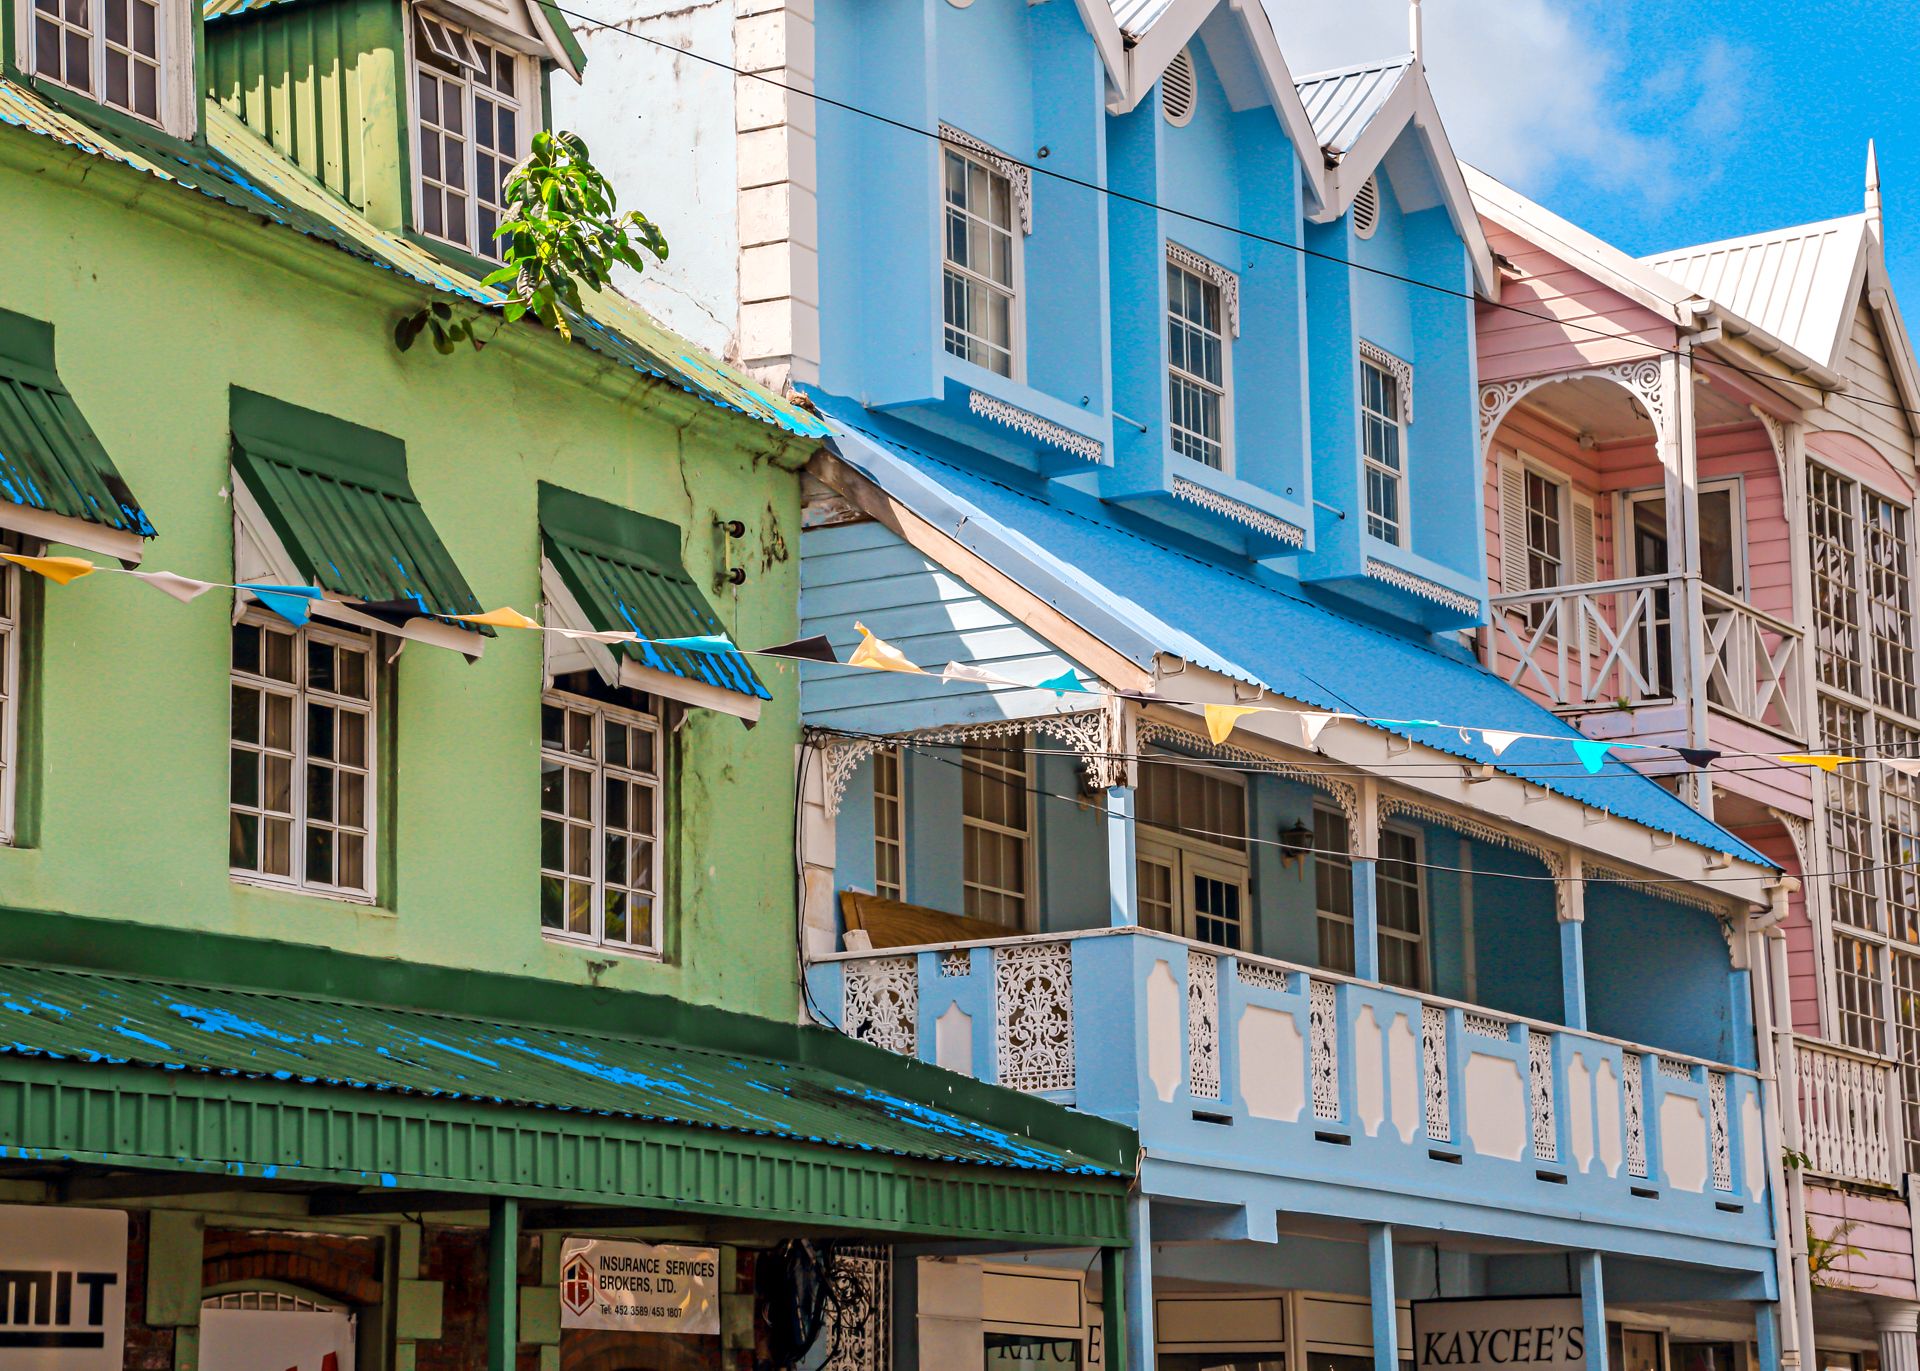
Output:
[
  {"xmin": 1162, "ymin": 48, "xmax": 1197, "ymax": 127},
  {"xmin": 1353, "ymin": 174, "xmax": 1381, "ymax": 239}
]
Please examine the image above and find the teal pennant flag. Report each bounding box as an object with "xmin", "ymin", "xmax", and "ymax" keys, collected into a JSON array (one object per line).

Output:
[
  {"xmin": 651, "ymin": 634, "xmax": 738, "ymax": 654},
  {"xmin": 1036, "ymin": 669, "xmax": 1090, "ymax": 696},
  {"xmin": 245, "ymin": 584, "xmax": 324, "ymax": 627},
  {"xmin": 1571, "ymin": 738, "xmax": 1613, "ymax": 774}
]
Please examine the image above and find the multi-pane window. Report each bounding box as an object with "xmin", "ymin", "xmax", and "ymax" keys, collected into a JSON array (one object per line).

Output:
[
  {"xmin": 1376, "ymin": 827, "xmax": 1426, "ymax": 990},
  {"xmin": 941, "ymin": 145, "xmax": 1017, "ymax": 377},
  {"xmin": 414, "ymin": 13, "xmax": 523, "ymax": 259},
  {"xmin": 1135, "ymin": 755, "xmax": 1249, "ymax": 950},
  {"xmin": 1810, "ymin": 465, "xmax": 1865, "ymax": 696},
  {"xmin": 1865, "ymin": 493, "xmax": 1916, "ymax": 716},
  {"xmin": 1524, "ymin": 469, "xmax": 1564, "ymax": 593},
  {"xmin": 872, "ymin": 746, "xmax": 905, "ymax": 900},
  {"xmin": 1167, "ymin": 257, "xmax": 1229, "ymax": 470},
  {"xmin": 1314, "ymin": 807, "xmax": 1355, "ymax": 974},
  {"xmin": 540, "ymin": 688, "xmax": 664, "ymax": 953},
  {"xmin": 30, "ymin": 0, "xmax": 163, "ymax": 124},
  {"xmin": 0, "ymin": 545, "xmax": 17, "ymax": 846},
  {"xmin": 961, "ymin": 733, "xmax": 1030, "ymax": 925},
  {"xmin": 229, "ymin": 619, "xmax": 374, "ymax": 898},
  {"xmin": 1361, "ymin": 357, "xmax": 1405, "ymax": 545}
]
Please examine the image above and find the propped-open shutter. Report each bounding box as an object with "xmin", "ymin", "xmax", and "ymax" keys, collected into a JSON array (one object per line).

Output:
[
  {"xmin": 1499, "ymin": 460, "xmax": 1529, "ymax": 595},
  {"xmin": 1571, "ymin": 493, "xmax": 1597, "ymax": 585}
]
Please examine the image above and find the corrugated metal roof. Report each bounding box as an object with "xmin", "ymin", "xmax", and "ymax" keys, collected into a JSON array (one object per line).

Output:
[
  {"xmin": 807, "ymin": 391, "xmax": 1774, "ymax": 868},
  {"xmin": 540, "ymin": 482, "xmax": 769, "ymax": 701},
  {"xmin": 1643, "ymin": 215, "xmax": 1870, "ymax": 369},
  {"xmin": 1108, "ymin": 0, "xmax": 1179, "ymax": 41},
  {"xmin": 0, "ymin": 80, "xmax": 827, "ymax": 444},
  {"xmin": 0, "ymin": 958, "xmax": 1117, "ymax": 1175},
  {"xmin": 201, "ymin": 0, "xmax": 305, "ymax": 19},
  {"xmin": 1293, "ymin": 54, "xmax": 1411, "ymax": 157}
]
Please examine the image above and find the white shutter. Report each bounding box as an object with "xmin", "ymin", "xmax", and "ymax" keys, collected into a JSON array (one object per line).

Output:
[
  {"xmin": 1499, "ymin": 459, "xmax": 1529, "ymax": 595},
  {"xmin": 1571, "ymin": 492, "xmax": 1597, "ymax": 586}
]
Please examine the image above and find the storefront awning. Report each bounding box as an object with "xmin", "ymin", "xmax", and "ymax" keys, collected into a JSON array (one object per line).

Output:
[
  {"xmin": 0, "ymin": 307, "xmax": 154, "ymax": 562},
  {"xmin": 540, "ymin": 482, "xmax": 769, "ymax": 721},
  {"xmin": 0, "ymin": 949, "xmax": 1131, "ymax": 1244},
  {"xmin": 229, "ymin": 388, "xmax": 488, "ymax": 655}
]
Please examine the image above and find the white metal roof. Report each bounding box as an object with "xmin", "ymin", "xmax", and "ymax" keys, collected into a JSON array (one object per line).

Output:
[
  {"xmin": 1293, "ymin": 54, "xmax": 1413, "ymax": 158},
  {"xmin": 1643, "ymin": 215, "xmax": 1871, "ymax": 371},
  {"xmin": 1108, "ymin": 0, "xmax": 1180, "ymax": 41}
]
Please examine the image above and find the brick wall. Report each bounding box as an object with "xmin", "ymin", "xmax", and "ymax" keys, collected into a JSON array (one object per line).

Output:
[
  {"xmin": 125, "ymin": 1212, "xmax": 177, "ymax": 1371},
  {"xmin": 202, "ymin": 1227, "xmax": 384, "ymax": 1305}
]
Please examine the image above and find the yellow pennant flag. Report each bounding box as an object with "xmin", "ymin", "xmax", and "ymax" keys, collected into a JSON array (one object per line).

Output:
[
  {"xmin": 450, "ymin": 606, "xmax": 542, "ymax": 630},
  {"xmin": 847, "ymin": 621, "xmax": 923, "ymax": 674},
  {"xmin": 1, "ymin": 552, "xmax": 96, "ymax": 585},
  {"xmin": 1203, "ymin": 702, "xmax": 1262, "ymax": 744},
  {"xmin": 1780, "ymin": 753, "xmax": 1860, "ymax": 773}
]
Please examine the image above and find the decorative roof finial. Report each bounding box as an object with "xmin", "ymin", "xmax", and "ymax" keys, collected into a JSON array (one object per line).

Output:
[
  {"xmin": 1410, "ymin": 0, "xmax": 1423, "ymax": 64},
  {"xmin": 1866, "ymin": 138, "xmax": 1882, "ymax": 234}
]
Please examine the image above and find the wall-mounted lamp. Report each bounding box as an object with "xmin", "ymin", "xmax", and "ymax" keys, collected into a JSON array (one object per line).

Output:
[{"xmin": 1280, "ymin": 819, "xmax": 1314, "ymax": 870}]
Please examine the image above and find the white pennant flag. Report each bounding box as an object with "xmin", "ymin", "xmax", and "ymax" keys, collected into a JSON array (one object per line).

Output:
[
  {"xmin": 1882, "ymin": 758, "xmax": 1920, "ymax": 777},
  {"xmin": 1298, "ymin": 712, "xmax": 1337, "ymax": 749},
  {"xmin": 556, "ymin": 627, "xmax": 636, "ymax": 644},
  {"xmin": 1481, "ymin": 729, "xmax": 1524, "ymax": 757},
  {"xmin": 941, "ymin": 661, "xmax": 1027, "ymax": 689},
  {"xmin": 129, "ymin": 569, "xmax": 218, "ymax": 602}
]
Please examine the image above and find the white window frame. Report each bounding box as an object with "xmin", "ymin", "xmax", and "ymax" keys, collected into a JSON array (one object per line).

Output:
[
  {"xmin": 16, "ymin": 0, "xmax": 195, "ymax": 135},
  {"xmin": 406, "ymin": 6, "xmax": 539, "ymax": 261},
  {"xmin": 0, "ymin": 543, "xmax": 19, "ymax": 847},
  {"xmin": 1375, "ymin": 823, "xmax": 1429, "ymax": 992},
  {"xmin": 1312, "ymin": 805, "xmax": 1355, "ymax": 975},
  {"xmin": 228, "ymin": 614, "xmax": 378, "ymax": 903},
  {"xmin": 1621, "ymin": 478, "xmax": 1750, "ymax": 599},
  {"xmin": 1134, "ymin": 756, "xmax": 1251, "ymax": 950},
  {"xmin": 961, "ymin": 732, "xmax": 1034, "ymax": 928},
  {"xmin": 1359, "ymin": 352, "xmax": 1408, "ymax": 546},
  {"xmin": 939, "ymin": 138, "xmax": 1025, "ymax": 382},
  {"xmin": 539, "ymin": 688, "xmax": 667, "ymax": 957},
  {"xmin": 1165, "ymin": 250, "xmax": 1234, "ymax": 474},
  {"xmin": 872, "ymin": 744, "xmax": 906, "ymax": 901},
  {"xmin": 1498, "ymin": 454, "xmax": 1597, "ymax": 640}
]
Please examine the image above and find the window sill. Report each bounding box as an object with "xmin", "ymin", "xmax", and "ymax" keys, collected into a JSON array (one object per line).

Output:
[
  {"xmin": 540, "ymin": 931, "xmax": 666, "ymax": 964},
  {"xmin": 230, "ymin": 872, "xmax": 382, "ymax": 910}
]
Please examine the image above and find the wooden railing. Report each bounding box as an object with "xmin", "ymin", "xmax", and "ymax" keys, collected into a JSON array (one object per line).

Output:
[
  {"xmin": 1701, "ymin": 586, "xmax": 1807, "ymax": 739},
  {"xmin": 1795, "ymin": 1036, "xmax": 1903, "ymax": 1188}
]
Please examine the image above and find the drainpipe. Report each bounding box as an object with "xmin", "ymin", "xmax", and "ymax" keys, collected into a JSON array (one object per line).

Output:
[{"xmin": 1754, "ymin": 879, "xmax": 1815, "ymax": 1367}]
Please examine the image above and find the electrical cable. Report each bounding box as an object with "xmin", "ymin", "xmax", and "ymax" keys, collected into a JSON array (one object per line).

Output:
[{"xmin": 545, "ymin": 8, "xmax": 1920, "ymax": 425}]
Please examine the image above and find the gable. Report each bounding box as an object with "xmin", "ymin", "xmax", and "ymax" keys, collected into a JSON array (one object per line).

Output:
[
  {"xmin": 1475, "ymin": 220, "xmax": 1678, "ymax": 382},
  {"xmin": 1832, "ymin": 297, "xmax": 1918, "ymax": 454}
]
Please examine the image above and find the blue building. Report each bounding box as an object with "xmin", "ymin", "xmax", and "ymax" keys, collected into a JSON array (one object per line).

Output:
[{"xmin": 563, "ymin": 5, "xmax": 1798, "ymax": 1371}]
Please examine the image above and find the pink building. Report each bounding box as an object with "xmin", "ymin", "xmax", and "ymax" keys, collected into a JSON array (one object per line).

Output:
[{"xmin": 1471, "ymin": 151, "xmax": 1920, "ymax": 1371}]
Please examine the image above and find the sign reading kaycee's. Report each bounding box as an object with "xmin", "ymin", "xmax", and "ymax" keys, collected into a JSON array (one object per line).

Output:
[
  {"xmin": 1413, "ymin": 1299, "xmax": 1587, "ymax": 1371},
  {"xmin": 0, "ymin": 1205, "xmax": 127, "ymax": 1371},
  {"xmin": 558, "ymin": 1238, "xmax": 720, "ymax": 1335}
]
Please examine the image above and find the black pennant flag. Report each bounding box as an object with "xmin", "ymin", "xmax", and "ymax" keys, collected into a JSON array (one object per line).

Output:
[
  {"xmin": 755, "ymin": 634, "xmax": 839, "ymax": 664},
  {"xmin": 1675, "ymin": 747, "xmax": 1722, "ymax": 770}
]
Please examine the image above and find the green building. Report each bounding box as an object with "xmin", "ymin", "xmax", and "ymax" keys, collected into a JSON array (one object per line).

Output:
[{"xmin": 0, "ymin": 0, "xmax": 1134, "ymax": 1363}]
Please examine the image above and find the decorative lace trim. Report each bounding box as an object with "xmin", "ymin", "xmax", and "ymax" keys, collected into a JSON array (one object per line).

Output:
[
  {"xmin": 1187, "ymin": 950, "xmax": 1221, "ymax": 1101},
  {"xmin": 1422, "ymin": 1004, "xmax": 1450, "ymax": 1142},
  {"xmin": 1364, "ymin": 558, "xmax": 1481, "ymax": 615},
  {"xmin": 939, "ymin": 949, "xmax": 972, "ymax": 978},
  {"xmin": 1586, "ymin": 862, "xmax": 1730, "ymax": 916},
  {"xmin": 1656, "ymin": 1055, "xmax": 1695, "ymax": 1081},
  {"xmin": 1709, "ymin": 1071, "xmax": 1733, "ymax": 1191},
  {"xmin": 1237, "ymin": 962, "xmax": 1291, "ymax": 993},
  {"xmin": 1171, "ymin": 477, "xmax": 1307, "ymax": 547},
  {"xmin": 995, "ymin": 941, "xmax": 1076, "ymax": 1092},
  {"xmin": 968, "ymin": 391, "xmax": 1104, "ymax": 464},
  {"xmin": 1624, "ymin": 1054, "xmax": 1648, "ymax": 1178},
  {"xmin": 1529, "ymin": 1030, "xmax": 1557, "ymax": 1161},
  {"xmin": 844, "ymin": 956, "xmax": 918, "ymax": 1057},
  {"xmin": 1168, "ymin": 242, "xmax": 1241, "ymax": 337},
  {"xmin": 1463, "ymin": 1012, "xmax": 1511, "ymax": 1040},
  {"xmin": 938, "ymin": 124, "xmax": 1032, "ymax": 233},
  {"xmin": 1358, "ymin": 340, "xmax": 1413, "ymax": 423},
  {"xmin": 1309, "ymin": 979, "xmax": 1340, "ymax": 1120},
  {"xmin": 1136, "ymin": 718, "xmax": 1357, "ymax": 827}
]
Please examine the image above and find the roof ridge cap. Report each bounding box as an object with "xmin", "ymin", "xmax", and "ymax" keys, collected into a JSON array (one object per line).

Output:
[
  {"xmin": 1641, "ymin": 212, "xmax": 1871, "ymax": 262},
  {"xmin": 1292, "ymin": 51, "xmax": 1415, "ymax": 85}
]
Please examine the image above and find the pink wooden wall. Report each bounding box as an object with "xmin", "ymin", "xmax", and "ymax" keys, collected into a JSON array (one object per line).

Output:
[
  {"xmin": 1807, "ymin": 1179, "xmax": 1917, "ymax": 1300},
  {"xmin": 1731, "ymin": 822, "xmax": 1821, "ymax": 1036},
  {"xmin": 1476, "ymin": 223, "xmax": 1678, "ymax": 383}
]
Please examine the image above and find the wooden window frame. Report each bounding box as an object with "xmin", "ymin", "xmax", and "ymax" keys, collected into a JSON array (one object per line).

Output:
[
  {"xmin": 939, "ymin": 139, "xmax": 1024, "ymax": 381},
  {"xmin": 961, "ymin": 733, "xmax": 1034, "ymax": 928},
  {"xmin": 1134, "ymin": 756, "xmax": 1251, "ymax": 950},
  {"xmin": 1312, "ymin": 805, "xmax": 1355, "ymax": 975},
  {"xmin": 16, "ymin": 0, "xmax": 195, "ymax": 136},
  {"xmin": 872, "ymin": 745, "xmax": 906, "ymax": 901},
  {"xmin": 1375, "ymin": 823, "xmax": 1429, "ymax": 992},
  {"xmin": 1165, "ymin": 252, "xmax": 1234, "ymax": 474},
  {"xmin": 1360, "ymin": 354, "xmax": 1407, "ymax": 546},
  {"xmin": 407, "ymin": 6, "xmax": 538, "ymax": 262}
]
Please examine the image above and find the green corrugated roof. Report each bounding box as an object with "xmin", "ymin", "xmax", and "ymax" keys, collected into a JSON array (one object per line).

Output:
[
  {"xmin": 0, "ymin": 958, "xmax": 1116, "ymax": 1176},
  {"xmin": 541, "ymin": 482, "xmax": 769, "ymax": 702},
  {"xmin": 0, "ymin": 307, "xmax": 153, "ymax": 543},
  {"xmin": 231, "ymin": 389, "xmax": 486, "ymax": 625}
]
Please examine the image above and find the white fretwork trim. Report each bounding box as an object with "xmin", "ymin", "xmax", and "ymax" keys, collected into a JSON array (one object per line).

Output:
[
  {"xmin": 1358, "ymin": 340, "xmax": 1413, "ymax": 423},
  {"xmin": 938, "ymin": 124, "xmax": 1032, "ymax": 233},
  {"xmin": 1171, "ymin": 477, "xmax": 1307, "ymax": 547},
  {"xmin": 1624, "ymin": 1053, "xmax": 1648, "ymax": 1178},
  {"xmin": 1188, "ymin": 949, "xmax": 1221, "ymax": 1101},
  {"xmin": 1422, "ymin": 1003, "xmax": 1450, "ymax": 1142},
  {"xmin": 1137, "ymin": 717, "xmax": 1358, "ymax": 828},
  {"xmin": 1364, "ymin": 559, "xmax": 1481, "ymax": 615},
  {"xmin": 1237, "ymin": 962, "xmax": 1292, "ymax": 993},
  {"xmin": 1479, "ymin": 358, "xmax": 1667, "ymax": 452},
  {"xmin": 1529, "ymin": 1029, "xmax": 1557, "ymax": 1161},
  {"xmin": 969, "ymin": 390, "xmax": 1105, "ymax": 464},
  {"xmin": 844, "ymin": 956, "xmax": 918, "ymax": 1057},
  {"xmin": 939, "ymin": 950, "xmax": 972, "ymax": 978},
  {"xmin": 1168, "ymin": 242, "xmax": 1241, "ymax": 337},
  {"xmin": 1709, "ymin": 1070, "xmax": 1733, "ymax": 1190},
  {"xmin": 1376, "ymin": 797, "xmax": 1561, "ymax": 872},
  {"xmin": 995, "ymin": 941, "xmax": 1076, "ymax": 1092},
  {"xmin": 1309, "ymin": 979, "xmax": 1340, "ymax": 1120},
  {"xmin": 1585, "ymin": 863, "xmax": 1731, "ymax": 916},
  {"xmin": 1657, "ymin": 1055, "xmax": 1696, "ymax": 1081},
  {"xmin": 1463, "ymin": 1012, "xmax": 1512, "ymax": 1040}
]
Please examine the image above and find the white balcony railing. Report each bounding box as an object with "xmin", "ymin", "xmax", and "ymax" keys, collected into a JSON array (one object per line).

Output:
[
  {"xmin": 1795, "ymin": 1036, "xmax": 1904, "ymax": 1188},
  {"xmin": 1488, "ymin": 577, "xmax": 1805, "ymax": 738}
]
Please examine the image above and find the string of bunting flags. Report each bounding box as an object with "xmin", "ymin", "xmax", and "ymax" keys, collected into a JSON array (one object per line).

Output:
[{"xmin": 4, "ymin": 551, "xmax": 1896, "ymax": 779}]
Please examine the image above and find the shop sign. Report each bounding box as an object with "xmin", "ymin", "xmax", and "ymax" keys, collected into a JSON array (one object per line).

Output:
[
  {"xmin": 0, "ymin": 1204, "xmax": 127, "ymax": 1371},
  {"xmin": 558, "ymin": 1239, "xmax": 719, "ymax": 1335},
  {"xmin": 1413, "ymin": 1299, "xmax": 1587, "ymax": 1371}
]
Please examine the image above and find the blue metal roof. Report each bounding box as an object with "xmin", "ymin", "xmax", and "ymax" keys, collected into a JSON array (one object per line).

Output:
[{"xmin": 808, "ymin": 392, "xmax": 1772, "ymax": 868}]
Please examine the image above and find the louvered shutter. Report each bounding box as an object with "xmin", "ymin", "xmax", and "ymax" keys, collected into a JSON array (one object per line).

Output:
[
  {"xmin": 1499, "ymin": 460, "xmax": 1529, "ymax": 595},
  {"xmin": 1571, "ymin": 493, "xmax": 1597, "ymax": 585}
]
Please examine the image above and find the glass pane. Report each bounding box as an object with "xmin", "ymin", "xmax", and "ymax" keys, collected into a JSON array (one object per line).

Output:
[
  {"xmin": 265, "ymin": 693, "xmax": 293, "ymax": 750},
  {"xmin": 307, "ymin": 703, "xmax": 334, "ymax": 759},
  {"xmin": 540, "ymin": 874, "xmax": 565, "ymax": 928},
  {"xmin": 263, "ymin": 628, "xmax": 294, "ymax": 682},
  {"xmin": 307, "ymin": 639, "xmax": 334, "ymax": 693},
  {"xmin": 230, "ymin": 748, "xmax": 258, "ymax": 807},
  {"xmin": 307, "ymin": 764, "xmax": 333, "ymax": 822},
  {"xmin": 338, "ymin": 834, "xmax": 365, "ymax": 890},
  {"xmin": 232, "ymin": 621, "xmax": 261, "ymax": 675},
  {"xmin": 540, "ymin": 759, "xmax": 565, "ymax": 815},
  {"xmin": 541, "ymin": 816, "xmax": 564, "ymax": 869},
  {"xmin": 305, "ymin": 825, "xmax": 334, "ymax": 885},
  {"xmin": 231, "ymin": 685, "xmax": 260, "ymax": 743},
  {"xmin": 264, "ymin": 817, "xmax": 291, "ymax": 877},
  {"xmin": 604, "ymin": 717, "xmax": 627, "ymax": 768},
  {"xmin": 229, "ymin": 812, "xmax": 258, "ymax": 870},
  {"xmin": 264, "ymin": 755, "xmax": 291, "ymax": 812}
]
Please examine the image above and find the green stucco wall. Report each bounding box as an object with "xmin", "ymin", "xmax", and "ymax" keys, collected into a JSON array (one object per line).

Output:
[{"xmin": 0, "ymin": 143, "xmax": 810, "ymax": 1021}]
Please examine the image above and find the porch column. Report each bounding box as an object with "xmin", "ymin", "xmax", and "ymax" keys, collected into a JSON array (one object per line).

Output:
[
  {"xmin": 1558, "ymin": 853, "xmax": 1588, "ymax": 1031},
  {"xmin": 1354, "ymin": 783, "xmax": 1381, "ymax": 982},
  {"xmin": 1103, "ymin": 1245, "xmax": 1129, "ymax": 1371},
  {"xmin": 1660, "ymin": 347, "xmax": 1712, "ymax": 813},
  {"xmin": 488, "ymin": 1196, "xmax": 519, "ymax": 1371},
  {"xmin": 1755, "ymin": 1304, "xmax": 1782, "ymax": 1371},
  {"xmin": 1125, "ymin": 1195, "xmax": 1156, "ymax": 1371},
  {"xmin": 1108, "ymin": 785, "xmax": 1138, "ymax": 926},
  {"xmin": 1877, "ymin": 1301, "xmax": 1920, "ymax": 1371},
  {"xmin": 1576, "ymin": 1251, "xmax": 1607, "ymax": 1371},
  {"xmin": 1367, "ymin": 1225, "xmax": 1397, "ymax": 1371}
]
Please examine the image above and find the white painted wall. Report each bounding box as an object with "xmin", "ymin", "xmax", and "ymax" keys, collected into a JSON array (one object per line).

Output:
[{"xmin": 551, "ymin": 0, "xmax": 741, "ymax": 358}]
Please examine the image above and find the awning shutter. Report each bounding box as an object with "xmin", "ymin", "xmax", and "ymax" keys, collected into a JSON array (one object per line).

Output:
[
  {"xmin": 0, "ymin": 308, "xmax": 153, "ymax": 562},
  {"xmin": 229, "ymin": 388, "xmax": 487, "ymax": 650},
  {"xmin": 539, "ymin": 482, "xmax": 769, "ymax": 719}
]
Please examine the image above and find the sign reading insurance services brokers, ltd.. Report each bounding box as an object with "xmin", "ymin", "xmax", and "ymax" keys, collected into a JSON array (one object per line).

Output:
[
  {"xmin": 558, "ymin": 1238, "xmax": 720, "ymax": 1335},
  {"xmin": 1413, "ymin": 1299, "xmax": 1588, "ymax": 1371}
]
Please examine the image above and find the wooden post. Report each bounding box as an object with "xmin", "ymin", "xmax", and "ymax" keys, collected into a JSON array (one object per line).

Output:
[
  {"xmin": 1353, "ymin": 783, "xmax": 1381, "ymax": 982},
  {"xmin": 1577, "ymin": 1251, "xmax": 1607, "ymax": 1371},
  {"xmin": 1559, "ymin": 851, "xmax": 1587, "ymax": 1031},
  {"xmin": 1124, "ymin": 1195, "xmax": 1155, "ymax": 1371},
  {"xmin": 1367, "ymin": 1225, "xmax": 1397, "ymax": 1371},
  {"xmin": 1102, "ymin": 1245, "xmax": 1128, "ymax": 1371},
  {"xmin": 488, "ymin": 1196, "xmax": 519, "ymax": 1371},
  {"xmin": 1108, "ymin": 785, "xmax": 1138, "ymax": 927}
]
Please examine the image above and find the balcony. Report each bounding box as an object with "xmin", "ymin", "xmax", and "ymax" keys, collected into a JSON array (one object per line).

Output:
[
  {"xmin": 1793, "ymin": 1035, "xmax": 1905, "ymax": 1189},
  {"xmin": 1486, "ymin": 576, "xmax": 1807, "ymax": 742},
  {"xmin": 810, "ymin": 927, "xmax": 1774, "ymax": 1259}
]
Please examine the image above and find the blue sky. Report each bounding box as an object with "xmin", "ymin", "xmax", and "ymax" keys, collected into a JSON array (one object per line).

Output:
[{"xmin": 1268, "ymin": 0, "xmax": 1920, "ymax": 308}]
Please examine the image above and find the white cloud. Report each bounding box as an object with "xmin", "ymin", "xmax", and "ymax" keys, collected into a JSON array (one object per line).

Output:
[{"xmin": 1264, "ymin": 0, "xmax": 1752, "ymax": 210}]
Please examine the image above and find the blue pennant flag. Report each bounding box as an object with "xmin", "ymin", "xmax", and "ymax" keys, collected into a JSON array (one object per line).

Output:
[
  {"xmin": 1571, "ymin": 738, "xmax": 1613, "ymax": 774},
  {"xmin": 652, "ymin": 634, "xmax": 739, "ymax": 654},
  {"xmin": 1036, "ymin": 669, "xmax": 1089, "ymax": 696},
  {"xmin": 245, "ymin": 584, "xmax": 324, "ymax": 627}
]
